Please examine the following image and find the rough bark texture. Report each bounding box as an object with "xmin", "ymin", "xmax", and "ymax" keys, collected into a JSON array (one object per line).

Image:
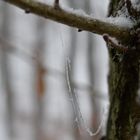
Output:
[{"xmin": 107, "ymin": 0, "xmax": 140, "ymax": 139}]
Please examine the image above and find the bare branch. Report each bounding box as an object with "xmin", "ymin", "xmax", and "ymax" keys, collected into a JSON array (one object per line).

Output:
[{"xmin": 3, "ymin": 0, "xmax": 131, "ymax": 41}]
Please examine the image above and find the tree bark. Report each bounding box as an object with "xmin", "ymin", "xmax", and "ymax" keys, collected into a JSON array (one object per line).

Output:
[{"xmin": 106, "ymin": 0, "xmax": 140, "ymax": 139}]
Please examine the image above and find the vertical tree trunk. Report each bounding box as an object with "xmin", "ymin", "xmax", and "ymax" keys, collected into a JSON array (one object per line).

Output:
[
  {"xmin": 0, "ymin": 4, "xmax": 15, "ymax": 139},
  {"xmin": 33, "ymin": 18, "xmax": 46, "ymax": 140},
  {"xmin": 107, "ymin": 0, "xmax": 140, "ymax": 139}
]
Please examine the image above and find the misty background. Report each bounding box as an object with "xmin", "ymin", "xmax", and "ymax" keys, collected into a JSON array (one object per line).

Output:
[{"xmin": 0, "ymin": 0, "xmax": 109, "ymax": 140}]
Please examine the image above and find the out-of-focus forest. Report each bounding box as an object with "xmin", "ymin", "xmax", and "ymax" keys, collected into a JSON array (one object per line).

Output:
[{"xmin": 0, "ymin": 0, "xmax": 109, "ymax": 140}]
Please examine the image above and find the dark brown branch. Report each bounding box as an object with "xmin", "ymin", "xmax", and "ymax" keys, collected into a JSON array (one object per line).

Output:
[{"xmin": 3, "ymin": 0, "xmax": 131, "ymax": 41}]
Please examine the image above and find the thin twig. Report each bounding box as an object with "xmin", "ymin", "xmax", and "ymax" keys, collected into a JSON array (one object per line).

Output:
[{"xmin": 103, "ymin": 34, "xmax": 129, "ymax": 53}]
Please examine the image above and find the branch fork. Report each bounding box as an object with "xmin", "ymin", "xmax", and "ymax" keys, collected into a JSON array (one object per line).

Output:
[{"xmin": 103, "ymin": 34, "xmax": 129, "ymax": 53}]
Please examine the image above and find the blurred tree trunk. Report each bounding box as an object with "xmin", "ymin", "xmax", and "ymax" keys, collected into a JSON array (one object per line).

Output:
[
  {"xmin": 67, "ymin": 1, "xmax": 81, "ymax": 139},
  {"xmin": 33, "ymin": 17, "xmax": 46, "ymax": 140},
  {"xmin": 86, "ymin": 1, "xmax": 101, "ymax": 140},
  {"xmin": 87, "ymin": 32, "xmax": 101, "ymax": 140},
  {"xmin": 106, "ymin": 0, "xmax": 140, "ymax": 139},
  {"xmin": 0, "ymin": 4, "xmax": 15, "ymax": 139}
]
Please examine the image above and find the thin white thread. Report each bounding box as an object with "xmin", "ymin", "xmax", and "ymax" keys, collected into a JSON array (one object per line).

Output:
[
  {"xmin": 66, "ymin": 58, "xmax": 105, "ymax": 136},
  {"xmin": 59, "ymin": 27, "xmax": 105, "ymax": 136}
]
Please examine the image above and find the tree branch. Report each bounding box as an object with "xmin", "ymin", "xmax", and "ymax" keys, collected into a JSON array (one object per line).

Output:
[{"xmin": 4, "ymin": 0, "xmax": 131, "ymax": 40}]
